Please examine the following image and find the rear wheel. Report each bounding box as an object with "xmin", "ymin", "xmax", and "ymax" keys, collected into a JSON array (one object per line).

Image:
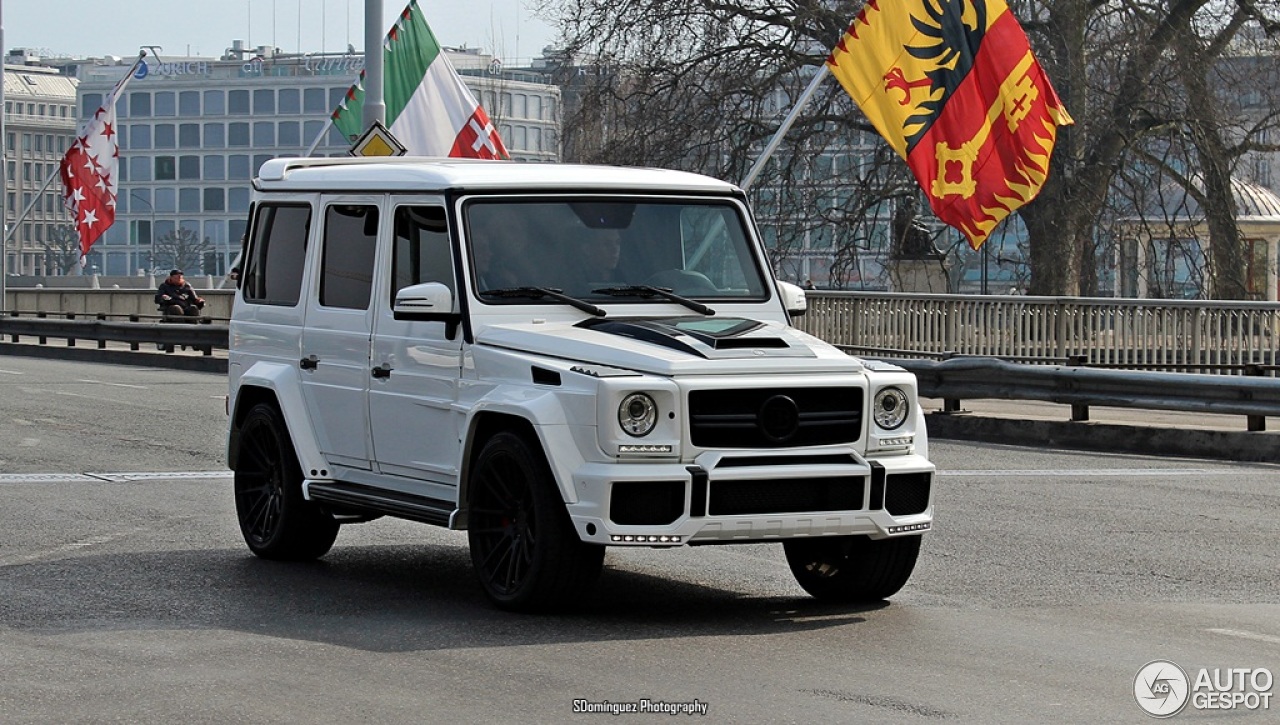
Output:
[
  {"xmin": 233, "ymin": 403, "xmax": 339, "ymax": 560},
  {"xmin": 783, "ymin": 535, "xmax": 921, "ymax": 602},
  {"xmin": 467, "ymin": 431, "xmax": 604, "ymax": 612}
]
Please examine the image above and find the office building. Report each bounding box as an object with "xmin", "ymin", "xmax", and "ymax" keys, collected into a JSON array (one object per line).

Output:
[
  {"xmin": 60, "ymin": 43, "xmax": 559, "ymax": 277},
  {"xmin": 2, "ymin": 52, "xmax": 79, "ymax": 276}
]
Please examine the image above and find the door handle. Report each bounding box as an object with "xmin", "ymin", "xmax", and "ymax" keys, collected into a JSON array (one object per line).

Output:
[
  {"xmin": 371, "ymin": 364, "xmax": 392, "ymax": 379},
  {"xmin": 300, "ymin": 355, "xmax": 319, "ymax": 370}
]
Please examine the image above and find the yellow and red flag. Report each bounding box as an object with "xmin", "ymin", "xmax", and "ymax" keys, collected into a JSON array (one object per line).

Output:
[{"xmin": 827, "ymin": 0, "xmax": 1073, "ymax": 249}]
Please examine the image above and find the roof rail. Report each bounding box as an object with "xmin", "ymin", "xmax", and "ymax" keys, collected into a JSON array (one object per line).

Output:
[{"xmin": 257, "ymin": 155, "xmax": 478, "ymax": 182}]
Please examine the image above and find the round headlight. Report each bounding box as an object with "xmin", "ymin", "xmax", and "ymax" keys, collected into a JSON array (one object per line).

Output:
[
  {"xmin": 618, "ymin": 393, "xmax": 658, "ymax": 437},
  {"xmin": 873, "ymin": 387, "xmax": 910, "ymax": 430}
]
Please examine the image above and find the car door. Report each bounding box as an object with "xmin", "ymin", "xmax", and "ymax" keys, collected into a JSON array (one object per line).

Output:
[
  {"xmin": 298, "ymin": 196, "xmax": 381, "ymax": 470},
  {"xmin": 368, "ymin": 200, "xmax": 465, "ymax": 495}
]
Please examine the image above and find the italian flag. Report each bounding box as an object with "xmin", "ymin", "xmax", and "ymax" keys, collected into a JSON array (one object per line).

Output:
[{"xmin": 333, "ymin": 0, "xmax": 509, "ymax": 159}]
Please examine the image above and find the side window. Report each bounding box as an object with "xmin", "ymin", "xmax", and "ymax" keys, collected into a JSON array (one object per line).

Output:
[
  {"xmin": 243, "ymin": 204, "xmax": 311, "ymax": 305},
  {"xmin": 320, "ymin": 204, "xmax": 379, "ymax": 309},
  {"xmin": 391, "ymin": 206, "xmax": 451, "ymax": 306}
]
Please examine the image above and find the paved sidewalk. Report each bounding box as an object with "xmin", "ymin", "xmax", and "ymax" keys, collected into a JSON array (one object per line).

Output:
[
  {"xmin": 921, "ymin": 397, "xmax": 1259, "ymax": 433},
  {"xmin": 920, "ymin": 397, "xmax": 1280, "ymax": 462}
]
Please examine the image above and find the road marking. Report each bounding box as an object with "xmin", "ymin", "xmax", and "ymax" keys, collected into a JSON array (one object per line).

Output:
[
  {"xmin": 0, "ymin": 473, "xmax": 99, "ymax": 483},
  {"xmin": 0, "ymin": 368, "xmax": 25, "ymax": 375},
  {"xmin": 940, "ymin": 468, "xmax": 1223, "ymax": 477},
  {"xmin": 77, "ymin": 378, "xmax": 149, "ymax": 389},
  {"xmin": 0, "ymin": 471, "xmax": 232, "ymax": 483},
  {"xmin": 1207, "ymin": 628, "xmax": 1280, "ymax": 646},
  {"xmin": 87, "ymin": 471, "xmax": 233, "ymax": 482}
]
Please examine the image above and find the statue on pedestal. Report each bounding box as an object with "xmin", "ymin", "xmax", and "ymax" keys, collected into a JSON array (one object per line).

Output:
[{"xmin": 891, "ymin": 197, "xmax": 943, "ymax": 259}]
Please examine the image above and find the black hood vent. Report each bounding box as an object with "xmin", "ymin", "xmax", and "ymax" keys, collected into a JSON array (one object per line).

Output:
[{"xmin": 576, "ymin": 317, "xmax": 814, "ymax": 360}]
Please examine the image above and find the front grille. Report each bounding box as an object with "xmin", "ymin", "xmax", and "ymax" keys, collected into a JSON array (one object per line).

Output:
[
  {"xmin": 708, "ymin": 476, "xmax": 865, "ymax": 516},
  {"xmin": 885, "ymin": 473, "xmax": 931, "ymax": 515},
  {"xmin": 610, "ymin": 480, "xmax": 686, "ymax": 525},
  {"xmin": 688, "ymin": 387, "xmax": 862, "ymax": 448}
]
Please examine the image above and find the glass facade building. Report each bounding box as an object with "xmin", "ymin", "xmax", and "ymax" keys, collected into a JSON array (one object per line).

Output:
[{"xmin": 68, "ymin": 46, "xmax": 560, "ymax": 277}]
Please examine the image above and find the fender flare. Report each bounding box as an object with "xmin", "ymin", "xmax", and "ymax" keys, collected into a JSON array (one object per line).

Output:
[
  {"xmin": 230, "ymin": 361, "xmax": 330, "ymax": 478},
  {"xmin": 460, "ymin": 388, "xmax": 587, "ymax": 509}
]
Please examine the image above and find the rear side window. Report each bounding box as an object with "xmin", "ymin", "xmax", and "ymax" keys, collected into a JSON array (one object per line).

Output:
[
  {"xmin": 242, "ymin": 204, "xmax": 311, "ymax": 305},
  {"xmin": 319, "ymin": 204, "xmax": 379, "ymax": 309}
]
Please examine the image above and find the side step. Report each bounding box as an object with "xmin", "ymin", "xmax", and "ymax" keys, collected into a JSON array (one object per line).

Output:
[{"xmin": 306, "ymin": 481, "xmax": 455, "ymax": 527}]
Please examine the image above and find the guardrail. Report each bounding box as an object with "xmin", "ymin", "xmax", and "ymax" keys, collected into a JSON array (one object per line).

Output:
[
  {"xmin": 3, "ymin": 309, "xmax": 1277, "ymax": 434},
  {"xmin": 880, "ymin": 354, "xmax": 1280, "ymax": 432},
  {"xmin": 0, "ymin": 311, "xmax": 228, "ymax": 356}
]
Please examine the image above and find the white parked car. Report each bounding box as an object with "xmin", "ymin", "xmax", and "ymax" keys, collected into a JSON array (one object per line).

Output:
[{"xmin": 227, "ymin": 157, "xmax": 934, "ymax": 611}]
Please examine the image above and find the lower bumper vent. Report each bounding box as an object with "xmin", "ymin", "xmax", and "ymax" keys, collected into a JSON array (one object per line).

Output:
[
  {"xmin": 610, "ymin": 481, "xmax": 686, "ymax": 525},
  {"xmin": 709, "ymin": 476, "xmax": 865, "ymax": 516},
  {"xmin": 885, "ymin": 472, "xmax": 931, "ymax": 516}
]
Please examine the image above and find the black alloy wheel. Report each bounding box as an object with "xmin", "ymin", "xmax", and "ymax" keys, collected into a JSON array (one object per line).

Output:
[
  {"xmin": 233, "ymin": 403, "xmax": 339, "ymax": 560},
  {"xmin": 468, "ymin": 431, "xmax": 604, "ymax": 611}
]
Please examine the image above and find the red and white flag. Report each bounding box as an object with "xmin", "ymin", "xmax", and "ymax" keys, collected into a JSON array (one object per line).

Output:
[
  {"xmin": 331, "ymin": 0, "xmax": 509, "ymax": 158},
  {"xmin": 60, "ymin": 54, "xmax": 144, "ymax": 257}
]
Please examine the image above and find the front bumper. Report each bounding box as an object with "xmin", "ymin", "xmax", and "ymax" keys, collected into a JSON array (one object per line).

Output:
[{"xmin": 566, "ymin": 449, "xmax": 934, "ymax": 546}]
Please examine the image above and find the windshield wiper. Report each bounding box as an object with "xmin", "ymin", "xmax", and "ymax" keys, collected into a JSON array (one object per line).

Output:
[
  {"xmin": 592, "ymin": 285, "xmax": 716, "ymax": 316},
  {"xmin": 479, "ymin": 286, "xmax": 607, "ymax": 317}
]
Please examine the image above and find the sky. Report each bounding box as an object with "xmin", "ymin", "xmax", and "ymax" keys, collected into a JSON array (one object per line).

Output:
[{"xmin": 3, "ymin": 0, "xmax": 558, "ymax": 65}]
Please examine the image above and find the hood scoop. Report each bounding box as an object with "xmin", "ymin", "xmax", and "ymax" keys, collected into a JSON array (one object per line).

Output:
[{"xmin": 576, "ymin": 317, "xmax": 816, "ymax": 360}]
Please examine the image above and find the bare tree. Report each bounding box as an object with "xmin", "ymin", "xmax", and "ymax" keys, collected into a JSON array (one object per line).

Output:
[
  {"xmin": 153, "ymin": 228, "xmax": 213, "ymax": 277},
  {"xmin": 1005, "ymin": 0, "xmax": 1280, "ymax": 295},
  {"xmin": 543, "ymin": 0, "xmax": 1280, "ymax": 297},
  {"xmin": 541, "ymin": 1, "xmax": 917, "ymax": 288},
  {"xmin": 42, "ymin": 224, "xmax": 82, "ymax": 276}
]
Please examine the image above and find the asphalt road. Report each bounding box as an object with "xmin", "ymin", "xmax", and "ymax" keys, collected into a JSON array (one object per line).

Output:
[{"xmin": 0, "ymin": 357, "xmax": 1277, "ymax": 723}]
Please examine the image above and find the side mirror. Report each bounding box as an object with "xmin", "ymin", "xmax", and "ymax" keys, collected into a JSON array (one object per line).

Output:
[
  {"xmin": 777, "ymin": 280, "xmax": 807, "ymax": 318},
  {"xmin": 393, "ymin": 282, "xmax": 461, "ymax": 338}
]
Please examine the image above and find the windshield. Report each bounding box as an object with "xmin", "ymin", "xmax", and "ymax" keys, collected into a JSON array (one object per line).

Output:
[{"xmin": 464, "ymin": 198, "xmax": 769, "ymax": 303}]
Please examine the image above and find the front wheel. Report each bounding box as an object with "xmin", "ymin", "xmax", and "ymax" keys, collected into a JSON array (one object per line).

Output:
[
  {"xmin": 233, "ymin": 403, "xmax": 339, "ymax": 560},
  {"xmin": 467, "ymin": 432, "xmax": 604, "ymax": 612},
  {"xmin": 783, "ymin": 535, "xmax": 921, "ymax": 602}
]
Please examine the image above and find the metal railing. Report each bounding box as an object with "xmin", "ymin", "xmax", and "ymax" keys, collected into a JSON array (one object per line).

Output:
[
  {"xmin": 3, "ymin": 291, "xmax": 1280, "ymax": 433},
  {"xmin": 800, "ymin": 291, "xmax": 1280, "ymax": 374}
]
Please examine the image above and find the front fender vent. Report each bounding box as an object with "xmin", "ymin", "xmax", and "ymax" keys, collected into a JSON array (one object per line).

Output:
[{"xmin": 531, "ymin": 366, "xmax": 561, "ymax": 386}]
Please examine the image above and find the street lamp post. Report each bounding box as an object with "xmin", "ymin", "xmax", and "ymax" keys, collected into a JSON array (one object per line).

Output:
[{"xmin": 129, "ymin": 191, "xmax": 156, "ymax": 275}]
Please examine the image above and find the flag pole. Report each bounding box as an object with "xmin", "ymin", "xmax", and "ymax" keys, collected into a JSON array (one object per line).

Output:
[
  {"xmin": 363, "ymin": 0, "xmax": 385, "ymax": 127},
  {"xmin": 4, "ymin": 170, "xmax": 61, "ymax": 242},
  {"xmin": 303, "ymin": 116, "xmax": 335, "ymax": 157},
  {"xmin": 1, "ymin": 4, "xmax": 7, "ymax": 305},
  {"xmin": 740, "ymin": 64, "xmax": 831, "ymax": 192}
]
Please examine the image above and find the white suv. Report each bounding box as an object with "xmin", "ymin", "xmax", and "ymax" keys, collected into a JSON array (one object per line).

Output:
[{"xmin": 227, "ymin": 157, "xmax": 934, "ymax": 611}]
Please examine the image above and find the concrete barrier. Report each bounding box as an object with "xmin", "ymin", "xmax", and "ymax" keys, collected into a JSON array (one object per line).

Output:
[{"xmin": 4, "ymin": 288, "xmax": 234, "ymax": 319}]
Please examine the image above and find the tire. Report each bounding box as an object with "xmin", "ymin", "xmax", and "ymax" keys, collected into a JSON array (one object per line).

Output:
[
  {"xmin": 233, "ymin": 403, "xmax": 339, "ymax": 560},
  {"xmin": 783, "ymin": 535, "xmax": 921, "ymax": 602},
  {"xmin": 467, "ymin": 431, "xmax": 605, "ymax": 612}
]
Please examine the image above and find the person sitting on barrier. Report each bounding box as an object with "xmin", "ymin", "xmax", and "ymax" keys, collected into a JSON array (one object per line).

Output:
[{"xmin": 155, "ymin": 269, "xmax": 205, "ymax": 319}]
